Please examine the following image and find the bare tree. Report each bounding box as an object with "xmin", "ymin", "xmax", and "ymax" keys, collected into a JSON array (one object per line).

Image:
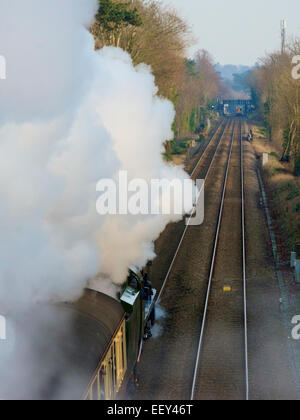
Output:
[
  {"xmin": 91, "ymin": 1, "xmax": 221, "ymax": 140},
  {"xmin": 247, "ymin": 45, "xmax": 300, "ymax": 174}
]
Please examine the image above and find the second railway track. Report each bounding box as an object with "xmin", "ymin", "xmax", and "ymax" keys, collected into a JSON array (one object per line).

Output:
[
  {"xmin": 191, "ymin": 118, "xmax": 249, "ymax": 400},
  {"xmin": 131, "ymin": 117, "xmax": 249, "ymax": 401},
  {"xmin": 130, "ymin": 116, "xmax": 298, "ymax": 401}
]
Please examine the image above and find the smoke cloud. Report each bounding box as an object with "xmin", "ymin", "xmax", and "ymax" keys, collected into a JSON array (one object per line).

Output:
[
  {"xmin": 0, "ymin": 0, "xmax": 196, "ymax": 400},
  {"xmin": 0, "ymin": 0, "xmax": 193, "ymax": 307}
]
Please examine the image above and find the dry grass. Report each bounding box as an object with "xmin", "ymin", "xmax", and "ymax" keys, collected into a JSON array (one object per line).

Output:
[
  {"xmin": 263, "ymin": 159, "xmax": 284, "ymax": 177},
  {"xmin": 172, "ymin": 154, "xmax": 186, "ymax": 166},
  {"xmin": 251, "ymin": 125, "xmax": 300, "ymax": 252}
]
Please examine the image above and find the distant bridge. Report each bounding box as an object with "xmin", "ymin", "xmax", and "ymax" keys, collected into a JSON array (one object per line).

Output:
[{"xmin": 218, "ymin": 99, "xmax": 254, "ymax": 117}]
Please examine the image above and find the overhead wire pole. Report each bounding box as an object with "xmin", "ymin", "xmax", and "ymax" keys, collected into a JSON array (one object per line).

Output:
[{"xmin": 281, "ymin": 19, "xmax": 287, "ymax": 55}]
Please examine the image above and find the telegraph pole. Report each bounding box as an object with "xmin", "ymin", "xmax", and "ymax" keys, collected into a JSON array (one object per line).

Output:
[{"xmin": 281, "ymin": 19, "xmax": 287, "ymax": 54}]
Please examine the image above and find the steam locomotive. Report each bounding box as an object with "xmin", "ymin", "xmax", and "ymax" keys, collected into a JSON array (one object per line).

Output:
[
  {"xmin": 83, "ymin": 267, "xmax": 156, "ymax": 401},
  {"xmin": 0, "ymin": 267, "xmax": 156, "ymax": 400}
]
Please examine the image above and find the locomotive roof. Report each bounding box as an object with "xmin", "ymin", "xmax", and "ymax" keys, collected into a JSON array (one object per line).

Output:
[{"xmin": 0, "ymin": 289, "xmax": 125, "ymax": 400}]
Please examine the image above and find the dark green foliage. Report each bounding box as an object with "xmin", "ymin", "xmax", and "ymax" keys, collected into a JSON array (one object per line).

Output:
[
  {"xmin": 270, "ymin": 151, "xmax": 280, "ymax": 159},
  {"xmin": 286, "ymin": 187, "xmax": 299, "ymax": 201},
  {"xmin": 94, "ymin": 0, "xmax": 142, "ymax": 44},
  {"xmin": 281, "ymin": 125, "xmax": 292, "ymax": 162},
  {"xmin": 189, "ymin": 108, "xmax": 197, "ymax": 134},
  {"xmin": 184, "ymin": 106, "xmax": 209, "ymax": 136},
  {"xmin": 263, "ymin": 100, "xmax": 270, "ymax": 117},
  {"xmin": 170, "ymin": 140, "xmax": 189, "ymax": 155},
  {"xmin": 163, "ymin": 151, "xmax": 172, "ymax": 162},
  {"xmin": 96, "ymin": 0, "xmax": 142, "ymax": 29},
  {"xmin": 170, "ymin": 140, "xmax": 183, "ymax": 155},
  {"xmin": 294, "ymin": 159, "xmax": 300, "ymax": 176}
]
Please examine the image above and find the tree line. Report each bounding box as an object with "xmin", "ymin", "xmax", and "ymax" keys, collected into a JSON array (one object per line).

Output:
[
  {"xmin": 246, "ymin": 41, "xmax": 300, "ymax": 175},
  {"xmin": 91, "ymin": 0, "xmax": 221, "ymax": 139}
]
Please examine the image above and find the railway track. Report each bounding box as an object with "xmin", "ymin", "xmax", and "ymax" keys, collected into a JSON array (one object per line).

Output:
[
  {"xmin": 190, "ymin": 118, "xmax": 228, "ymax": 179},
  {"xmin": 132, "ymin": 117, "xmax": 297, "ymax": 401},
  {"xmin": 190, "ymin": 119, "xmax": 249, "ymax": 400},
  {"xmin": 149, "ymin": 118, "xmax": 231, "ymax": 299},
  {"xmin": 156, "ymin": 117, "xmax": 249, "ymax": 399},
  {"xmin": 131, "ymin": 117, "xmax": 249, "ymax": 401},
  {"xmin": 157, "ymin": 118, "xmax": 231, "ymax": 302}
]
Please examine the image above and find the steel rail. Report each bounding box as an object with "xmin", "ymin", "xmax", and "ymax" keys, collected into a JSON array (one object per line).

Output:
[
  {"xmin": 240, "ymin": 119, "xmax": 249, "ymax": 401},
  {"xmin": 190, "ymin": 119, "xmax": 226, "ymax": 179},
  {"xmin": 190, "ymin": 120, "xmax": 238, "ymax": 400},
  {"xmin": 156, "ymin": 118, "xmax": 232, "ymax": 303}
]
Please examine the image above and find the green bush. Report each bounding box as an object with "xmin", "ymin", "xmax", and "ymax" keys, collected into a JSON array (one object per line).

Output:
[
  {"xmin": 179, "ymin": 141, "xmax": 188, "ymax": 150},
  {"xmin": 170, "ymin": 140, "xmax": 181, "ymax": 155},
  {"xmin": 170, "ymin": 140, "xmax": 189, "ymax": 155},
  {"xmin": 296, "ymin": 202, "xmax": 300, "ymax": 213}
]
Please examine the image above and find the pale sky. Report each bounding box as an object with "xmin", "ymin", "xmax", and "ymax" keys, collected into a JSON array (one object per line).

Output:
[{"xmin": 160, "ymin": 0, "xmax": 300, "ymax": 66}]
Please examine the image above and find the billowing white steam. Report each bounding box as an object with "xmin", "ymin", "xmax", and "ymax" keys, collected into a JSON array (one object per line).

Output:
[{"xmin": 0, "ymin": 0, "xmax": 193, "ymax": 306}]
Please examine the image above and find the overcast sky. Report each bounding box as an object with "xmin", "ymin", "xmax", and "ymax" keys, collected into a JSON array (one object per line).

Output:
[{"xmin": 160, "ymin": 0, "xmax": 300, "ymax": 66}]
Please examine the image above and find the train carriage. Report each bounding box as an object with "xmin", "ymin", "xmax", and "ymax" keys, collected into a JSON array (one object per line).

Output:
[{"xmin": 0, "ymin": 268, "xmax": 156, "ymax": 400}]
